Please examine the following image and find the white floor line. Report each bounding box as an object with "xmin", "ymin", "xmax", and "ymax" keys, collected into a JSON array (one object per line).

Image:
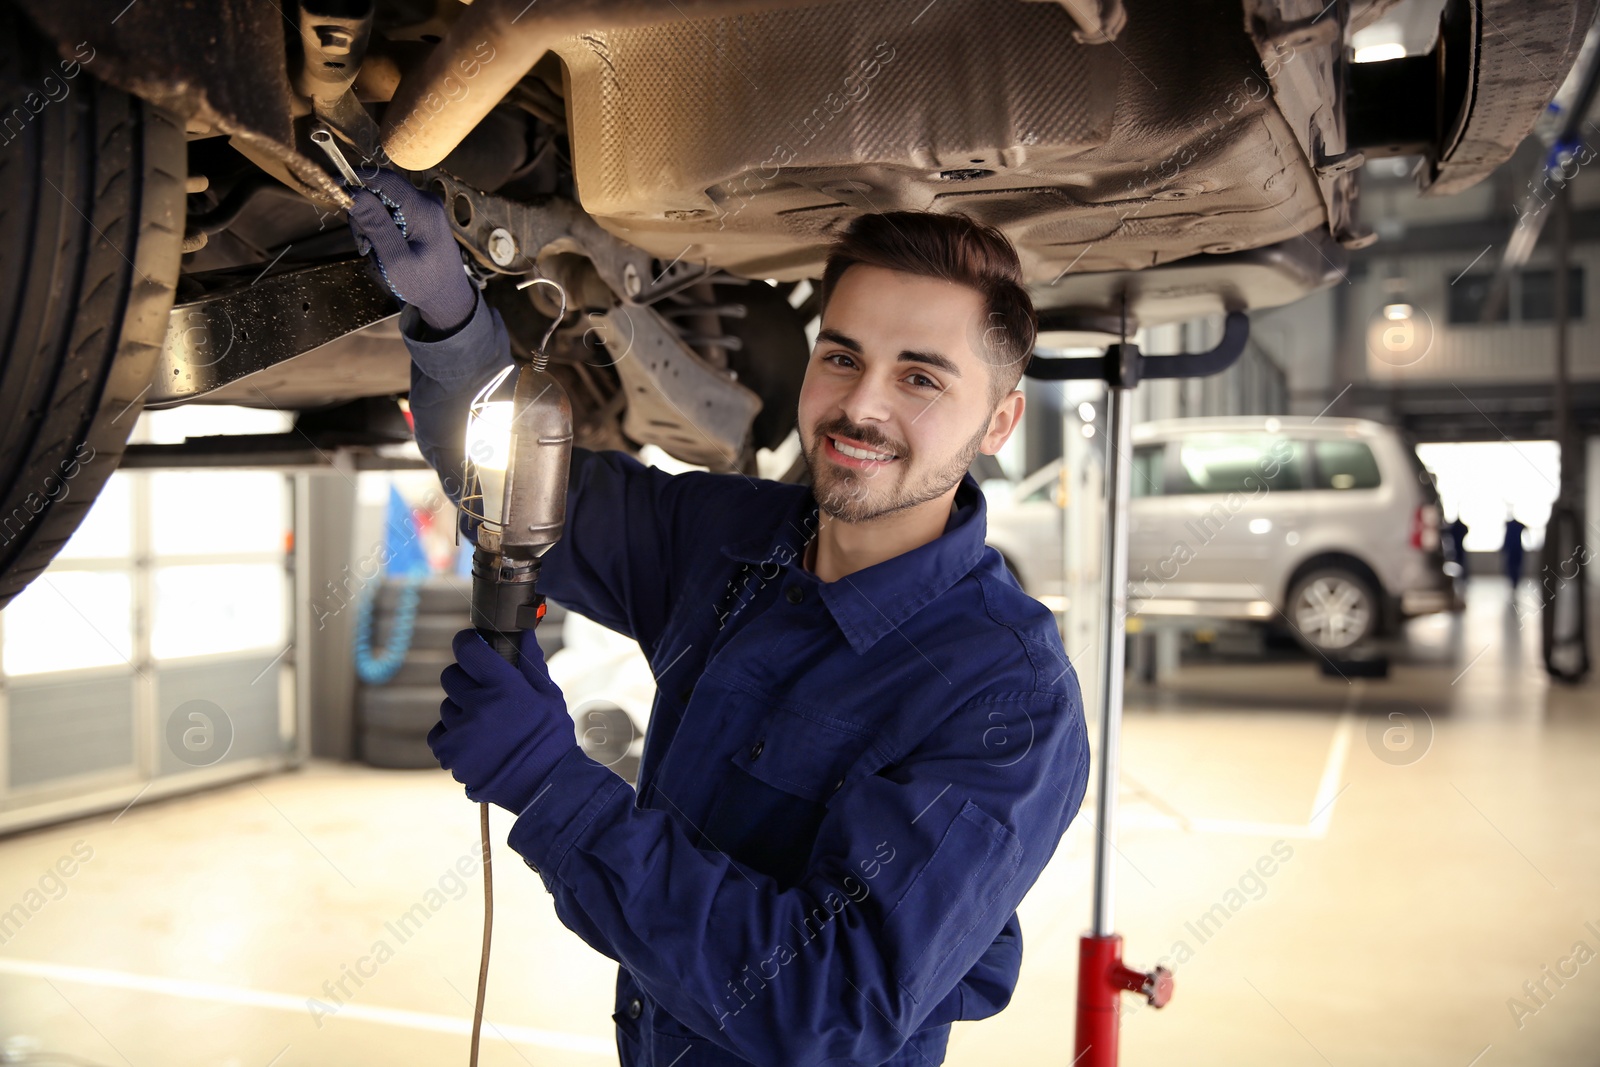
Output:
[
  {"xmin": 0, "ymin": 957, "xmax": 614, "ymax": 1056},
  {"xmin": 1306, "ymin": 711, "xmax": 1354, "ymax": 836},
  {"xmin": 1118, "ymin": 711, "xmax": 1356, "ymax": 840}
]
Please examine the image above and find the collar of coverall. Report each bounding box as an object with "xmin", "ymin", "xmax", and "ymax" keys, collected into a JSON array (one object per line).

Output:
[{"xmin": 720, "ymin": 472, "xmax": 989, "ymax": 654}]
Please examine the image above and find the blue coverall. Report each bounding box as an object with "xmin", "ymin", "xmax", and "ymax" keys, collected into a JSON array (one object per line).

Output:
[{"xmin": 403, "ymin": 295, "xmax": 1092, "ymax": 1067}]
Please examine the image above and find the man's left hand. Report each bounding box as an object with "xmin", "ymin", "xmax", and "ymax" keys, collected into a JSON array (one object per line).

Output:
[{"xmin": 429, "ymin": 626, "xmax": 577, "ymax": 814}]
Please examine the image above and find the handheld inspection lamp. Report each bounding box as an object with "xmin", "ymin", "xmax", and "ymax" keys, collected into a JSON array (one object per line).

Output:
[{"xmin": 461, "ymin": 277, "xmax": 573, "ymax": 663}]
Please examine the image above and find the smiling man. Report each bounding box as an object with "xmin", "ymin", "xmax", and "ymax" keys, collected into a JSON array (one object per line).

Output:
[
  {"xmin": 351, "ymin": 176, "xmax": 1090, "ymax": 1067},
  {"xmin": 798, "ymin": 231, "xmax": 1029, "ymax": 582}
]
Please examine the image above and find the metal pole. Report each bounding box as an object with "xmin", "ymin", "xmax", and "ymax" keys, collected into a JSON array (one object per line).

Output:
[
  {"xmin": 1543, "ymin": 169, "xmax": 1590, "ymax": 682},
  {"xmin": 1060, "ymin": 382, "xmax": 1073, "ymax": 645},
  {"xmin": 1090, "ymin": 383, "xmax": 1133, "ymax": 936},
  {"xmin": 1554, "ymin": 181, "xmax": 1572, "ymax": 496},
  {"xmin": 1067, "ymin": 312, "xmax": 1255, "ymax": 1063}
]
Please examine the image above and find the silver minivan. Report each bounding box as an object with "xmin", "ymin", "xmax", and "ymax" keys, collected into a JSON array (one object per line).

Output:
[{"xmin": 986, "ymin": 416, "xmax": 1454, "ymax": 653}]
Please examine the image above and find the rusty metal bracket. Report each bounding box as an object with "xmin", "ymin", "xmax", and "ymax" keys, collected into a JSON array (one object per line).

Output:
[
  {"xmin": 593, "ymin": 303, "xmax": 761, "ymax": 469},
  {"xmin": 413, "ymin": 171, "xmax": 660, "ymax": 306}
]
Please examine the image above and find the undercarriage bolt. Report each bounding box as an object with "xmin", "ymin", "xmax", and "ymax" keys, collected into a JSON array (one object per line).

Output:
[{"xmin": 487, "ymin": 227, "xmax": 517, "ymax": 267}]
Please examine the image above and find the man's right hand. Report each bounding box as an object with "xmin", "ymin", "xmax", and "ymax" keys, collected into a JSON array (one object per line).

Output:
[{"xmin": 346, "ymin": 170, "xmax": 478, "ymax": 334}]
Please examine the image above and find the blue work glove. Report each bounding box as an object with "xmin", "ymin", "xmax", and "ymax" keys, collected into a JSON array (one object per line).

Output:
[
  {"xmin": 346, "ymin": 170, "xmax": 478, "ymax": 334},
  {"xmin": 429, "ymin": 626, "xmax": 578, "ymax": 814}
]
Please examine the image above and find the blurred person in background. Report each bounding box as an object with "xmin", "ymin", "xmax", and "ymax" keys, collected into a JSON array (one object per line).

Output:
[
  {"xmin": 1444, "ymin": 513, "xmax": 1470, "ymax": 595},
  {"xmin": 1502, "ymin": 511, "xmax": 1528, "ymax": 589}
]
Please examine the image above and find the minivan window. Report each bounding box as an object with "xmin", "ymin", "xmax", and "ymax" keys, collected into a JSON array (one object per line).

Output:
[
  {"xmin": 1022, "ymin": 467, "xmax": 1059, "ymax": 504},
  {"xmin": 1169, "ymin": 434, "xmax": 1302, "ymax": 494},
  {"xmin": 1312, "ymin": 439, "xmax": 1381, "ymax": 490},
  {"xmin": 1131, "ymin": 445, "xmax": 1164, "ymax": 497}
]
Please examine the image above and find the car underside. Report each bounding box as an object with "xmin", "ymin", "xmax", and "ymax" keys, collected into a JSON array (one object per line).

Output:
[{"xmin": 0, "ymin": 0, "xmax": 1593, "ymax": 608}]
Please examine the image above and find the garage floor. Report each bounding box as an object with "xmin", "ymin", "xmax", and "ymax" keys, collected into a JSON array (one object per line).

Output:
[{"xmin": 2, "ymin": 578, "xmax": 1597, "ymax": 1066}]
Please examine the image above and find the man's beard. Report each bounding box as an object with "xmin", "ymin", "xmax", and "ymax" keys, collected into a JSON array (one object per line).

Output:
[{"xmin": 804, "ymin": 416, "xmax": 988, "ymax": 523}]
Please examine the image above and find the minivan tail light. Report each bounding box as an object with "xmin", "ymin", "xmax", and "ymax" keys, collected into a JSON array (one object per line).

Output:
[{"xmin": 1411, "ymin": 503, "xmax": 1440, "ymax": 551}]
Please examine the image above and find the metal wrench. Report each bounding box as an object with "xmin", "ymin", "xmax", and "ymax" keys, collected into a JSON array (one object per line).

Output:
[{"xmin": 310, "ymin": 127, "xmax": 364, "ymax": 189}]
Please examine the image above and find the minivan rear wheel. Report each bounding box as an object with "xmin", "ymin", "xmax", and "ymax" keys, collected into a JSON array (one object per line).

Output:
[{"xmin": 1287, "ymin": 568, "xmax": 1378, "ymax": 653}]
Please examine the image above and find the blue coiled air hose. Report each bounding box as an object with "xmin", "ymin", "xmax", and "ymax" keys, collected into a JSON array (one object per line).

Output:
[{"xmin": 354, "ymin": 575, "xmax": 425, "ymax": 684}]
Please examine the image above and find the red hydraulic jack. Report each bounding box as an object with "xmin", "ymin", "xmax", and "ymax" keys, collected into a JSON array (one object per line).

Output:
[
  {"xmin": 1075, "ymin": 933, "xmax": 1173, "ymax": 1065},
  {"xmin": 1026, "ymin": 307, "xmax": 1249, "ymax": 1066}
]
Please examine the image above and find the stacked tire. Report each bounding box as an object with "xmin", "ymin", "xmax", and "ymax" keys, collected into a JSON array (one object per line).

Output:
[{"xmin": 358, "ymin": 576, "xmax": 566, "ymax": 769}]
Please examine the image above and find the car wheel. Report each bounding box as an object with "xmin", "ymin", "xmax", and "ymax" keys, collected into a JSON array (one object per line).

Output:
[
  {"xmin": 0, "ymin": 10, "xmax": 184, "ymax": 610},
  {"xmin": 1287, "ymin": 568, "xmax": 1378, "ymax": 653}
]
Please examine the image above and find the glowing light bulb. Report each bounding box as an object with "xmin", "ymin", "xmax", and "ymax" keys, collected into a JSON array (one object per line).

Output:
[
  {"xmin": 465, "ymin": 399, "xmax": 515, "ymax": 526},
  {"xmin": 1383, "ymin": 302, "xmax": 1414, "ymax": 321}
]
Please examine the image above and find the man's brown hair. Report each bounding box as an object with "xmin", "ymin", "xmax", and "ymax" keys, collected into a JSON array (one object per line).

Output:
[{"xmin": 818, "ymin": 211, "xmax": 1037, "ymax": 407}]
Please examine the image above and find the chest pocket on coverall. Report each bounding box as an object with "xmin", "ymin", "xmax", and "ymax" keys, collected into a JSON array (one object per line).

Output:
[{"xmin": 698, "ymin": 688, "xmax": 876, "ymax": 889}]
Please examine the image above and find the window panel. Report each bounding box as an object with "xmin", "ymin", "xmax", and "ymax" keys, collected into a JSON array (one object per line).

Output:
[
  {"xmin": 1170, "ymin": 435, "xmax": 1302, "ymax": 495},
  {"xmin": 57, "ymin": 470, "xmax": 134, "ymax": 560},
  {"xmin": 1022, "ymin": 479, "xmax": 1056, "ymax": 505},
  {"xmin": 1446, "ymin": 273, "xmax": 1509, "ymax": 324},
  {"xmin": 152, "ymin": 564, "xmax": 286, "ymax": 660},
  {"xmin": 1312, "ymin": 440, "xmax": 1382, "ymax": 490},
  {"xmin": 1518, "ymin": 267, "xmax": 1584, "ymax": 322},
  {"xmin": 150, "ymin": 471, "xmax": 287, "ymax": 557},
  {"xmin": 3, "ymin": 571, "xmax": 134, "ymax": 675},
  {"xmin": 1131, "ymin": 445, "xmax": 1165, "ymax": 497}
]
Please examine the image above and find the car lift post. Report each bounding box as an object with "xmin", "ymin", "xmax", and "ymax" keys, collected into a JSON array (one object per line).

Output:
[{"xmin": 1024, "ymin": 308, "xmax": 1251, "ymax": 1066}]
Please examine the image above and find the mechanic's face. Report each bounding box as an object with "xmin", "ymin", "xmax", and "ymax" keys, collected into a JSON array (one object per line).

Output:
[{"xmin": 798, "ymin": 264, "xmax": 1024, "ymax": 524}]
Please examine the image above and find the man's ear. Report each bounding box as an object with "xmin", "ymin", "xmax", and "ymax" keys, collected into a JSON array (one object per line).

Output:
[{"xmin": 980, "ymin": 389, "xmax": 1025, "ymax": 455}]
